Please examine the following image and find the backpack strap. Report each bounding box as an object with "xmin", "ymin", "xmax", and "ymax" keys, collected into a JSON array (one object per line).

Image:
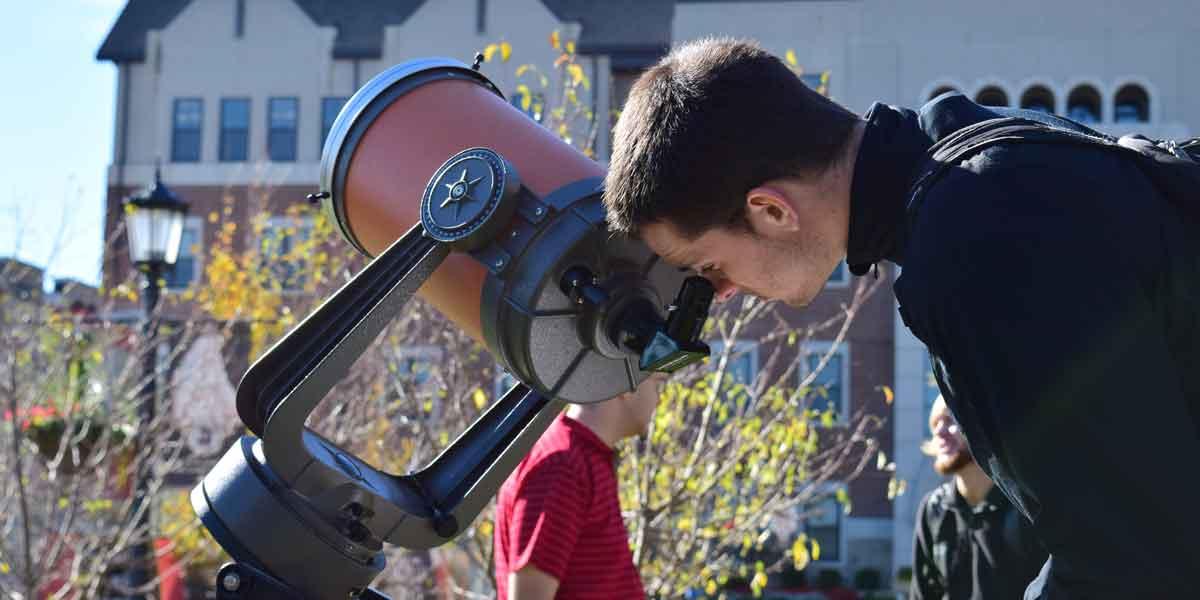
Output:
[
  {"xmin": 906, "ymin": 117, "xmax": 1200, "ymax": 225},
  {"xmin": 907, "ymin": 117, "xmax": 1120, "ymax": 217}
]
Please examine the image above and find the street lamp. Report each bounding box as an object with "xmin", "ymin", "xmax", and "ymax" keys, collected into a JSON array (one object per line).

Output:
[{"xmin": 122, "ymin": 168, "xmax": 187, "ymax": 598}]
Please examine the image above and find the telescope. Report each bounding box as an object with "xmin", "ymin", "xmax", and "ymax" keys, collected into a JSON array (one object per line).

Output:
[{"xmin": 190, "ymin": 56, "xmax": 713, "ymax": 599}]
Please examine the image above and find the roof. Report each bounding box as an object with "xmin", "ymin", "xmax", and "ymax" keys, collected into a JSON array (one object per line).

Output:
[
  {"xmin": 292, "ymin": 0, "xmax": 427, "ymax": 59},
  {"xmin": 95, "ymin": 0, "xmax": 190, "ymax": 62},
  {"xmin": 97, "ymin": 0, "xmax": 672, "ymax": 65},
  {"xmin": 540, "ymin": 0, "xmax": 674, "ymax": 67}
]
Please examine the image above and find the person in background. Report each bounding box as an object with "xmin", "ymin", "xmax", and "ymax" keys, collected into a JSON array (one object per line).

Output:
[
  {"xmin": 912, "ymin": 396, "xmax": 1047, "ymax": 599},
  {"xmin": 492, "ymin": 374, "xmax": 666, "ymax": 600}
]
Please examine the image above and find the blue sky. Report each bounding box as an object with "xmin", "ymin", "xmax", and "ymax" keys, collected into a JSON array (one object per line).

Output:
[{"xmin": 1, "ymin": 0, "xmax": 126, "ymax": 287}]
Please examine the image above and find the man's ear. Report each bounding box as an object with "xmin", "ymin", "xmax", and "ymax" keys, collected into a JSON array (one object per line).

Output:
[{"xmin": 745, "ymin": 186, "xmax": 801, "ymax": 235}]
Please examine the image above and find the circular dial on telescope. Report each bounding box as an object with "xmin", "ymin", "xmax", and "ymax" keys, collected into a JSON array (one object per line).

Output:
[{"xmin": 421, "ymin": 148, "xmax": 517, "ymax": 250}]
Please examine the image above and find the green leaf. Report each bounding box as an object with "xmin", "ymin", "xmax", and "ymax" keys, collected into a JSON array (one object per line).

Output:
[{"xmin": 820, "ymin": 410, "xmax": 835, "ymax": 428}]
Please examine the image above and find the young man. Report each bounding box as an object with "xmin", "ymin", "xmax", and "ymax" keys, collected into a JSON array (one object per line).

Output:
[
  {"xmin": 492, "ymin": 374, "xmax": 665, "ymax": 599},
  {"xmin": 603, "ymin": 37, "xmax": 1200, "ymax": 598},
  {"xmin": 913, "ymin": 396, "xmax": 1047, "ymax": 599}
]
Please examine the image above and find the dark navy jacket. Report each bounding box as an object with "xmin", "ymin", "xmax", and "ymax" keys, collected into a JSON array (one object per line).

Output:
[
  {"xmin": 846, "ymin": 93, "xmax": 1200, "ymax": 599},
  {"xmin": 912, "ymin": 482, "xmax": 1048, "ymax": 600}
]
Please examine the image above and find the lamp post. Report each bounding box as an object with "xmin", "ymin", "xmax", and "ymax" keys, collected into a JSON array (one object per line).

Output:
[{"xmin": 122, "ymin": 168, "xmax": 187, "ymax": 598}]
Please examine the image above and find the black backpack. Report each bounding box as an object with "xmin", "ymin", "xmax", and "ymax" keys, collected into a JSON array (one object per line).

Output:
[{"xmin": 908, "ymin": 117, "xmax": 1200, "ymax": 224}]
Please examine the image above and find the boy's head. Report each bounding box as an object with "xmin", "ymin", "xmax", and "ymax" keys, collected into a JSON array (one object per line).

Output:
[{"xmin": 604, "ymin": 38, "xmax": 862, "ymax": 307}]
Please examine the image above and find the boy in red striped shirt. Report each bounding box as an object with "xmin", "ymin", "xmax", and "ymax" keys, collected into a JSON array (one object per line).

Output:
[{"xmin": 493, "ymin": 375, "xmax": 665, "ymax": 599}]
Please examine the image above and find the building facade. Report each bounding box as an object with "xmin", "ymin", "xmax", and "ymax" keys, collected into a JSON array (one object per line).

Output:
[{"xmin": 98, "ymin": 0, "xmax": 1197, "ymax": 587}]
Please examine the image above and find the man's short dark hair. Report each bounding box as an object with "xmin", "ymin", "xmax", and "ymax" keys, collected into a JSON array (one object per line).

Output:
[{"xmin": 603, "ymin": 37, "xmax": 860, "ymax": 238}]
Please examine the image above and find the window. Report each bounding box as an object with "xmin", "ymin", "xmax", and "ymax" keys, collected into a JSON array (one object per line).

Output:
[
  {"xmin": 396, "ymin": 346, "xmax": 444, "ymax": 393},
  {"xmin": 1020, "ymin": 85, "xmax": 1056, "ymax": 114},
  {"xmin": 923, "ymin": 353, "xmax": 941, "ymax": 419},
  {"xmin": 975, "ymin": 85, "xmax": 1009, "ymax": 107},
  {"xmin": 708, "ymin": 341, "xmax": 758, "ymax": 387},
  {"xmin": 1114, "ymin": 84, "xmax": 1149, "ymax": 123},
  {"xmin": 268, "ymin": 97, "xmax": 298, "ymax": 162},
  {"xmin": 803, "ymin": 492, "xmax": 843, "ymax": 562},
  {"xmin": 708, "ymin": 340, "xmax": 758, "ymax": 408},
  {"xmin": 494, "ymin": 368, "xmax": 520, "ymax": 400},
  {"xmin": 386, "ymin": 346, "xmax": 446, "ymax": 421},
  {"xmin": 612, "ymin": 69, "xmax": 641, "ymax": 111},
  {"xmin": 800, "ymin": 71, "xmax": 830, "ymax": 96},
  {"xmin": 799, "ymin": 341, "xmax": 850, "ymax": 422},
  {"xmin": 1066, "ymin": 85, "xmax": 1101, "ymax": 124},
  {"xmin": 261, "ymin": 216, "xmax": 313, "ymax": 291},
  {"xmin": 825, "ymin": 261, "xmax": 848, "ymax": 288},
  {"xmin": 171, "ymin": 98, "xmax": 203, "ymax": 162},
  {"xmin": 219, "ymin": 98, "xmax": 249, "ymax": 162},
  {"xmin": 928, "ymin": 85, "xmax": 959, "ymax": 102},
  {"xmin": 321, "ymin": 97, "xmax": 348, "ymax": 150},
  {"xmin": 165, "ymin": 217, "xmax": 202, "ymax": 290},
  {"xmin": 510, "ymin": 88, "xmax": 544, "ymax": 123}
]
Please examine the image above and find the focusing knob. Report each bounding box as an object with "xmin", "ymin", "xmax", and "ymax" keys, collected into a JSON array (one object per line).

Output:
[{"xmin": 420, "ymin": 148, "xmax": 521, "ymax": 251}]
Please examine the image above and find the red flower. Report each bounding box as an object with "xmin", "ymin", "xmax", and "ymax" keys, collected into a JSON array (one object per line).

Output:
[{"xmin": 3, "ymin": 405, "xmax": 62, "ymax": 430}]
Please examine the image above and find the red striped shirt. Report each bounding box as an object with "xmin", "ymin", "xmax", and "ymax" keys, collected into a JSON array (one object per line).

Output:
[{"xmin": 494, "ymin": 413, "xmax": 644, "ymax": 599}]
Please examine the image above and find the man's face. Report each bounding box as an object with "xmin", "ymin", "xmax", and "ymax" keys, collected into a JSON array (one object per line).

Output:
[
  {"xmin": 929, "ymin": 401, "xmax": 973, "ymax": 475},
  {"xmin": 640, "ymin": 221, "xmax": 832, "ymax": 308}
]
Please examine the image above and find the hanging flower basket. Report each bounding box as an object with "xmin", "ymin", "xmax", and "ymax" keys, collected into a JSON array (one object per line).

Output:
[{"xmin": 7, "ymin": 406, "xmax": 134, "ymax": 475}]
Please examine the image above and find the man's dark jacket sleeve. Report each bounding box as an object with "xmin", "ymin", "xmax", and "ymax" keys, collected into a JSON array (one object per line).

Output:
[
  {"xmin": 895, "ymin": 142, "xmax": 1200, "ymax": 598},
  {"xmin": 910, "ymin": 491, "xmax": 944, "ymax": 600}
]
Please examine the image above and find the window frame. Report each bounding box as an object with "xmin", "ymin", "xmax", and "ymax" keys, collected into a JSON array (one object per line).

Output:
[
  {"xmin": 267, "ymin": 96, "xmax": 299, "ymax": 162},
  {"xmin": 171, "ymin": 97, "xmax": 204, "ymax": 163},
  {"xmin": 802, "ymin": 482, "xmax": 847, "ymax": 565},
  {"xmin": 219, "ymin": 97, "xmax": 251, "ymax": 162},
  {"xmin": 261, "ymin": 215, "xmax": 314, "ymax": 293},
  {"xmin": 798, "ymin": 340, "xmax": 851, "ymax": 424},
  {"xmin": 320, "ymin": 97, "xmax": 348, "ymax": 152},
  {"xmin": 824, "ymin": 261, "xmax": 849, "ymax": 289},
  {"xmin": 164, "ymin": 216, "xmax": 204, "ymax": 291}
]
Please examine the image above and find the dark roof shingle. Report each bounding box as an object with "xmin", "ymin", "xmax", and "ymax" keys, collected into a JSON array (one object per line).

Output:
[{"xmin": 95, "ymin": 0, "xmax": 190, "ymax": 62}]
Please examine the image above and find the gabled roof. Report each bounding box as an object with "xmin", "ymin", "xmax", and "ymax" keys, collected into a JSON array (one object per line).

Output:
[
  {"xmin": 541, "ymin": 0, "xmax": 674, "ymax": 68},
  {"xmin": 97, "ymin": 0, "xmax": 672, "ymax": 66},
  {"xmin": 95, "ymin": 0, "xmax": 190, "ymax": 62},
  {"xmin": 292, "ymin": 0, "xmax": 427, "ymax": 59}
]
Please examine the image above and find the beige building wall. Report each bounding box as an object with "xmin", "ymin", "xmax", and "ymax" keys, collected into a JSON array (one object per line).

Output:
[{"xmin": 674, "ymin": 0, "xmax": 1196, "ymax": 139}]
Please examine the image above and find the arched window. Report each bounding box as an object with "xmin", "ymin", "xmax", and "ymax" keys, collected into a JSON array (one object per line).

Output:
[
  {"xmin": 1066, "ymin": 85, "xmax": 1102, "ymax": 123},
  {"xmin": 1114, "ymin": 84, "xmax": 1150, "ymax": 123},
  {"xmin": 1020, "ymin": 85, "xmax": 1055, "ymax": 114},
  {"xmin": 975, "ymin": 86, "xmax": 1009, "ymax": 107},
  {"xmin": 928, "ymin": 86, "xmax": 959, "ymax": 101}
]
